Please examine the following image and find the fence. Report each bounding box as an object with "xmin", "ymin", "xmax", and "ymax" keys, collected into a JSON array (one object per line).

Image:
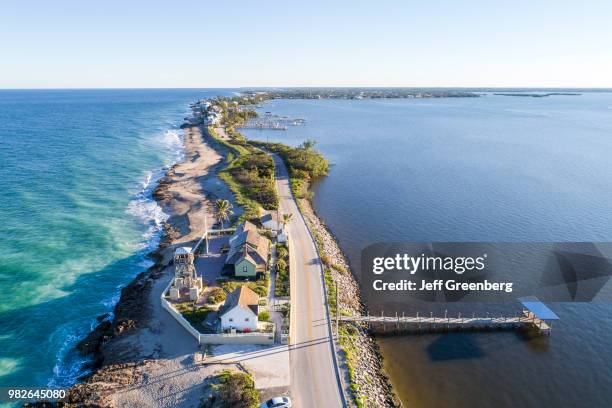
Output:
[
  {"xmin": 199, "ymin": 332, "xmax": 275, "ymax": 345},
  {"xmin": 161, "ymin": 280, "xmax": 275, "ymax": 345}
]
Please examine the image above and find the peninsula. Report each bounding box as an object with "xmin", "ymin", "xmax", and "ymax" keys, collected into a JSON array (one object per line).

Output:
[{"xmin": 63, "ymin": 92, "xmax": 398, "ymax": 408}]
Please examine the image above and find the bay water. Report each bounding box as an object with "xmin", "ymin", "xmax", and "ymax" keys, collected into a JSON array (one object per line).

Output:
[{"xmin": 242, "ymin": 93, "xmax": 612, "ymax": 407}]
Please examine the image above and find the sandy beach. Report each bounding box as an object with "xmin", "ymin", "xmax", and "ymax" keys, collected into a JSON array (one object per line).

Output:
[{"xmin": 68, "ymin": 125, "xmax": 241, "ymax": 407}]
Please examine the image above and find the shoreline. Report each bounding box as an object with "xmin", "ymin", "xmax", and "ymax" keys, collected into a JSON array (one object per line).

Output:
[
  {"xmin": 67, "ymin": 123, "xmax": 239, "ymax": 406},
  {"xmin": 64, "ymin": 97, "xmax": 400, "ymax": 407}
]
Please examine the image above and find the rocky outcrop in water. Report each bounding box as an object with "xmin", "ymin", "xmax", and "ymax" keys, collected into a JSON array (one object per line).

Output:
[{"xmin": 75, "ymin": 251, "xmax": 165, "ymax": 369}]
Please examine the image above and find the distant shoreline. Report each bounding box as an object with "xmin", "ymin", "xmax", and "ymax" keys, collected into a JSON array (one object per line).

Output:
[{"xmin": 493, "ymin": 92, "xmax": 581, "ymax": 97}]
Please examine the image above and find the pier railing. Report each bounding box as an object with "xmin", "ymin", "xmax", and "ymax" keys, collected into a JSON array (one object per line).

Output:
[{"xmin": 337, "ymin": 309, "xmax": 554, "ymax": 335}]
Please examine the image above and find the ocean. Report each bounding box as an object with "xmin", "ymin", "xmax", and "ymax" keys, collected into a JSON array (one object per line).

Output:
[
  {"xmin": 0, "ymin": 89, "xmax": 230, "ymax": 390},
  {"xmin": 241, "ymin": 92, "xmax": 612, "ymax": 408}
]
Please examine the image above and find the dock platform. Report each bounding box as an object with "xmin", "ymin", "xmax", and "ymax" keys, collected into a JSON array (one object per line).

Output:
[{"xmin": 336, "ymin": 297, "xmax": 559, "ymax": 336}]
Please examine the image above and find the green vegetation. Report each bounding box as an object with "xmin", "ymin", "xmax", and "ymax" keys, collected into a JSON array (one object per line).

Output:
[
  {"xmin": 278, "ymin": 303, "xmax": 290, "ymax": 318},
  {"xmin": 251, "ymin": 139, "xmax": 329, "ymax": 200},
  {"xmin": 208, "ymin": 126, "xmax": 251, "ymax": 156},
  {"xmin": 320, "ymin": 253, "xmax": 331, "ymax": 266},
  {"xmin": 173, "ymin": 302, "xmax": 212, "ymax": 333},
  {"xmin": 202, "ymin": 370, "xmax": 260, "ymax": 408},
  {"xmin": 226, "ymin": 152, "xmax": 277, "ymax": 210},
  {"xmin": 324, "ymin": 268, "xmax": 337, "ymax": 316},
  {"xmin": 280, "ymin": 212, "xmax": 293, "ymax": 230},
  {"xmin": 206, "ymin": 287, "xmax": 227, "ymax": 304},
  {"xmin": 258, "ymin": 310, "xmax": 270, "ymax": 322},
  {"xmin": 207, "ymin": 111, "xmax": 278, "ymax": 223},
  {"xmin": 323, "ymin": 269, "xmax": 367, "ymax": 407},
  {"xmin": 275, "ymin": 243, "xmax": 290, "ymax": 297},
  {"xmin": 331, "ymin": 263, "xmax": 348, "ymax": 274},
  {"xmin": 219, "ymin": 276, "xmax": 269, "ymax": 297},
  {"xmin": 215, "ymin": 199, "xmax": 234, "ymax": 228},
  {"xmin": 338, "ymin": 324, "xmax": 366, "ymax": 408},
  {"xmin": 214, "ymin": 95, "xmax": 264, "ymax": 130},
  {"xmin": 277, "ymin": 245, "xmax": 288, "ymax": 260}
]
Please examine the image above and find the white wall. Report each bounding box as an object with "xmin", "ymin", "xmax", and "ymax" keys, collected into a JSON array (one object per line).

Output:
[
  {"xmin": 161, "ymin": 285, "xmax": 201, "ymax": 342},
  {"xmin": 162, "ymin": 278, "xmax": 274, "ymax": 345},
  {"xmin": 221, "ymin": 306, "xmax": 258, "ymax": 331},
  {"xmin": 199, "ymin": 332, "xmax": 274, "ymax": 345}
]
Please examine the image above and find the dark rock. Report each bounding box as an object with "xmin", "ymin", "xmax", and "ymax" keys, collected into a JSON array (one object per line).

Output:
[
  {"xmin": 76, "ymin": 320, "xmax": 112, "ymax": 355},
  {"xmin": 96, "ymin": 313, "xmax": 111, "ymax": 323}
]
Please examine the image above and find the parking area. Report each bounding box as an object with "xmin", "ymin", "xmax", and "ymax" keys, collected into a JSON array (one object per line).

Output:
[
  {"xmin": 204, "ymin": 343, "xmax": 291, "ymax": 400},
  {"xmin": 195, "ymin": 235, "xmax": 230, "ymax": 285}
]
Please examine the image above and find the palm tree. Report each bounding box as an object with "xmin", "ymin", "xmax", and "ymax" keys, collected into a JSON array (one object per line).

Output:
[
  {"xmin": 299, "ymin": 139, "xmax": 316, "ymax": 162},
  {"xmin": 300, "ymin": 139, "xmax": 316, "ymax": 151},
  {"xmin": 281, "ymin": 212, "xmax": 293, "ymax": 230},
  {"xmin": 215, "ymin": 199, "xmax": 234, "ymax": 228}
]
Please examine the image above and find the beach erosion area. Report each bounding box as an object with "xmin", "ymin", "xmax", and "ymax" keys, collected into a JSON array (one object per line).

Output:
[{"xmin": 67, "ymin": 124, "xmax": 240, "ymax": 407}]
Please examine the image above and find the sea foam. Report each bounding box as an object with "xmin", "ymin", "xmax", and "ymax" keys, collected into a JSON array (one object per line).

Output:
[{"xmin": 49, "ymin": 126, "xmax": 187, "ymax": 388}]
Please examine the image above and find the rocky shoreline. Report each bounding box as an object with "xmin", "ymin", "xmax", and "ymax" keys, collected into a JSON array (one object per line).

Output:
[
  {"xmin": 62, "ymin": 124, "xmax": 231, "ymax": 407},
  {"xmin": 59, "ymin": 108, "xmax": 400, "ymax": 407},
  {"xmin": 299, "ymin": 198, "xmax": 401, "ymax": 407},
  {"xmin": 67, "ymin": 227, "xmax": 172, "ymax": 404}
]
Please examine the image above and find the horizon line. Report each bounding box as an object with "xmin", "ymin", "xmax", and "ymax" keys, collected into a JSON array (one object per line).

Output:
[{"xmin": 2, "ymin": 86, "xmax": 612, "ymax": 91}]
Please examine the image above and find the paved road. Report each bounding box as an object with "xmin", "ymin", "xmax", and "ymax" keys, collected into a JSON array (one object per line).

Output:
[{"xmin": 271, "ymin": 154, "xmax": 344, "ymax": 408}]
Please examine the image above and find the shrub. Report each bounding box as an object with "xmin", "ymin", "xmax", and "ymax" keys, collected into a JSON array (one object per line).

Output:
[
  {"xmin": 219, "ymin": 281, "xmax": 242, "ymax": 293},
  {"xmin": 250, "ymin": 140, "xmax": 329, "ymax": 181},
  {"xmin": 220, "ymin": 280, "xmax": 268, "ymax": 298},
  {"xmin": 331, "ymin": 263, "xmax": 348, "ymax": 274},
  {"xmin": 320, "ymin": 254, "xmax": 331, "ymax": 266},
  {"xmin": 203, "ymin": 370, "xmax": 260, "ymax": 408},
  {"xmin": 258, "ymin": 311, "xmax": 270, "ymax": 322},
  {"xmin": 277, "ymin": 246, "xmax": 288, "ymax": 260},
  {"xmin": 252, "ymin": 285, "xmax": 267, "ymax": 297},
  {"xmin": 274, "ymin": 243, "xmax": 290, "ymax": 297},
  {"xmin": 207, "ymin": 288, "xmax": 227, "ymax": 304},
  {"xmin": 175, "ymin": 304, "xmax": 212, "ymax": 333},
  {"xmin": 325, "ymin": 268, "xmax": 337, "ymax": 315}
]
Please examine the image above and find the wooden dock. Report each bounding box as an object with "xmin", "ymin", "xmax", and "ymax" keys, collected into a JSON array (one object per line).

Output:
[
  {"xmin": 334, "ymin": 295, "xmax": 558, "ymax": 336},
  {"xmin": 337, "ymin": 309, "xmax": 553, "ymax": 334}
]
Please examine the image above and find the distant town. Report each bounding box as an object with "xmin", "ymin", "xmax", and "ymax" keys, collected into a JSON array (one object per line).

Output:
[{"xmin": 243, "ymin": 88, "xmax": 481, "ymax": 100}]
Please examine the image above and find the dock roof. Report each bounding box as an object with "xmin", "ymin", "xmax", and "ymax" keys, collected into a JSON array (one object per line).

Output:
[
  {"xmin": 175, "ymin": 246, "xmax": 192, "ymax": 255},
  {"xmin": 519, "ymin": 297, "xmax": 560, "ymax": 320}
]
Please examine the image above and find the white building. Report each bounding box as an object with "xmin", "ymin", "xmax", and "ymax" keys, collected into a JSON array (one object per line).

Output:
[
  {"xmin": 208, "ymin": 111, "xmax": 223, "ymax": 125},
  {"xmin": 219, "ymin": 285, "xmax": 259, "ymax": 332},
  {"xmin": 261, "ymin": 212, "xmax": 279, "ymax": 231}
]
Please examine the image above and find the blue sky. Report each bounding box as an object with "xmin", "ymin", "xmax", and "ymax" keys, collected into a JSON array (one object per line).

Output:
[{"xmin": 1, "ymin": 0, "xmax": 611, "ymax": 88}]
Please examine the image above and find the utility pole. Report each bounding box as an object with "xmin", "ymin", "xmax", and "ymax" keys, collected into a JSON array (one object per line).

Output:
[
  {"xmin": 335, "ymin": 281, "xmax": 339, "ymax": 336},
  {"xmin": 204, "ymin": 216, "xmax": 209, "ymax": 254}
]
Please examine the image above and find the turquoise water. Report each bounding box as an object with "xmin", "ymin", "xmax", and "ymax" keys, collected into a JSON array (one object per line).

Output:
[
  {"xmin": 0, "ymin": 89, "xmax": 228, "ymax": 389},
  {"xmin": 242, "ymin": 93, "xmax": 612, "ymax": 407}
]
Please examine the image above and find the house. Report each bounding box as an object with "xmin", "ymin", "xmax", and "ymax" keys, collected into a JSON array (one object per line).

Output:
[
  {"xmin": 168, "ymin": 247, "xmax": 203, "ymax": 301},
  {"xmin": 202, "ymin": 110, "xmax": 222, "ymax": 126},
  {"xmin": 229, "ymin": 220, "xmax": 257, "ymax": 246},
  {"xmin": 261, "ymin": 212, "xmax": 279, "ymax": 231},
  {"xmin": 219, "ymin": 285, "xmax": 259, "ymax": 331},
  {"xmin": 226, "ymin": 221, "xmax": 270, "ymax": 278}
]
